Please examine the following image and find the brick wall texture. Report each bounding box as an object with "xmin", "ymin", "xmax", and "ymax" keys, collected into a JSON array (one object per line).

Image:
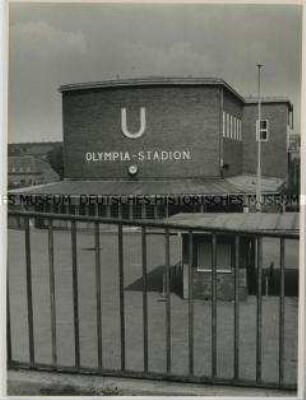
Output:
[
  {"xmin": 63, "ymin": 86, "xmax": 221, "ymax": 180},
  {"xmin": 242, "ymin": 103, "xmax": 289, "ymax": 179},
  {"xmin": 62, "ymin": 83, "xmax": 290, "ymax": 181}
]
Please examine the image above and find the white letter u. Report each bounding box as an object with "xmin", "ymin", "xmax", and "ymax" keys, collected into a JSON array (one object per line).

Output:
[{"xmin": 121, "ymin": 107, "xmax": 146, "ymax": 139}]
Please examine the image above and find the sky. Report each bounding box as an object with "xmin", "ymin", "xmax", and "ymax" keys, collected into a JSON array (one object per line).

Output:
[{"xmin": 8, "ymin": 2, "xmax": 302, "ymax": 143}]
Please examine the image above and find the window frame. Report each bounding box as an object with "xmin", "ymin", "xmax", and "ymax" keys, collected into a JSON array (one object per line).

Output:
[
  {"xmin": 256, "ymin": 119, "xmax": 269, "ymax": 142},
  {"xmin": 195, "ymin": 237, "xmax": 234, "ymax": 273}
]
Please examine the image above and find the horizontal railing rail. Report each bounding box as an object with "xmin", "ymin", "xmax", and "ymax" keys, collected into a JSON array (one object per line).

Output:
[{"xmin": 8, "ymin": 210, "xmax": 299, "ymax": 238}]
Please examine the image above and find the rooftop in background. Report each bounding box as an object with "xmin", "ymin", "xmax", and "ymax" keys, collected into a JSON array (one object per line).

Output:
[
  {"xmin": 244, "ymin": 96, "xmax": 293, "ymax": 109},
  {"xmin": 8, "ymin": 155, "xmax": 60, "ymax": 189},
  {"xmin": 10, "ymin": 174, "xmax": 285, "ymax": 197},
  {"xmin": 8, "ymin": 141, "xmax": 62, "ymax": 158},
  {"xmin": 166, "ymin": 212, "xmax": 299, "ymax": 235}
]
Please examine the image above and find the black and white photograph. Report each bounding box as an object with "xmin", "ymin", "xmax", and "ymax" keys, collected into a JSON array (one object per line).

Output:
[{"xmin": 4, "ymin": 1, "xmax": 304, "ymax": 397}]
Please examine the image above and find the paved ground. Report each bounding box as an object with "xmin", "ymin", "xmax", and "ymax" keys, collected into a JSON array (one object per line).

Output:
[
  {"xmin": 7, "ymin": 226, "xmax": 298, "ymax": 389},
  {"xmin": 7, "ymin": 369, "xmax": 296, "ymax": 397}
]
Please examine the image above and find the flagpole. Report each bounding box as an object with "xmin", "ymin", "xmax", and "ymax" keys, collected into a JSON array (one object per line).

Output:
[{"xmin": 256, "ymin": 63, "xmax": 263, "ymax": 212}]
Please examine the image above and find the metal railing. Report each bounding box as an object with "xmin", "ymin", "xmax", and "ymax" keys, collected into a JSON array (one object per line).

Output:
[{"xmin": 7, "ymin": 210, "xmax": 299, "ymax": 391}]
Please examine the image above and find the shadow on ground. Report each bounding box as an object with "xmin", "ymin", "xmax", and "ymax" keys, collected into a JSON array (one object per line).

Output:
[{"xmin": 125, "ymin": 264, "xmax": 183, "ymax": 298}]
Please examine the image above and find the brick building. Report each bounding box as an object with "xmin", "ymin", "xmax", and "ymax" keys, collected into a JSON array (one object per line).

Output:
[
  {"xmin": 11, "ymin": 77, "xmax": 293, "ymax": 218},
  {"xmin": 8, "ymin": 155, "xmax": 59, "ymax": 190}
]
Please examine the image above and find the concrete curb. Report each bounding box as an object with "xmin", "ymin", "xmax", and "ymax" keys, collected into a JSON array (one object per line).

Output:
[{"xmin": 7, "ymin": 369, "xmax": 296, "ymax": 397}]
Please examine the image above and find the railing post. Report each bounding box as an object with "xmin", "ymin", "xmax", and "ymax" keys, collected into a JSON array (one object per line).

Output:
[
  {"xmin": 71, "ymin": 220, "xmax": 80, "ymax": 368},
  {"xmin": 7, "ymin": 270, "xmax": 12, "ymax": 365},
  {"xmin": 142, "ymin": 226, "xmax": 148, "ymax": 373},
  {"xmin": 48, "ymin": 219, "xmax": 57, "ymax": 366},
  {"xmin": 234, "ymin": 235, "xmax": 240, "ymax": 380},
  {"xmin": 188, "ymin": 230, "xmax": 194, "ymax": 376},
  {"xmin": 94, "ymin": 221, "xmax": 103, "ymax": 370},
  {"xmin": 118, "ymin": 223, "xmax": 126, "ymax": 371},
  {"xmin": 256, "ymin": 236, "xmax": 263, "ymax": 383},
  {"xmin": 279, "ymin": 237, "xmax": 285, "ymax": 385},
  {"xmin": 165, "ymin": 228, "xmax": 171, "ymax": 374},
  {"xmin": 211, "ymin": 233, "xmax": 217, "ymax": 379},
  {"xmin": 25, "ymin": 216, "xmax": 35, "ymax": 365}
]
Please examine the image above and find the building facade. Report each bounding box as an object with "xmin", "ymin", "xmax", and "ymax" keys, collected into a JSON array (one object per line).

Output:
[{"xmin": 10, "ymin": 77, "xmax": 293, "ymax": 219}]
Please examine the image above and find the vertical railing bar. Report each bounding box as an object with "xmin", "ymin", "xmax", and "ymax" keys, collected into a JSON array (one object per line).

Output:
[
  {"xmin": 256, "ymin": 236, "xmax": 263, "ymax": 383},
  {"xmin": 279, "ymin": 237, "xmax": 285, "ymax": 385},
  {"xmin": 211, "ymin": 233, "xmax": 217, "ymax": 379},
  {"xmin": 165, "ymin": 228, "xmax": 171, "ymax": 374},
  {"xmin": 48, "ymin": 219, "xmax": 57, "ymax": 366},
  {"xmin": 118, "ymin": 223, "xmax": 126, "ymax": 371},
  {"xmin": 95, "ymin": 221, "xmax": 103, "ymax": 370},
  {"xmin": 25, "ymin": 216, "xmax": 35, "ymax": 365},
  {"xmin": 7, "ymin": 269, "xmax": 12, "ymax": 364},
  {"xmin": 188, "ymin": 230, "xmax": 194, "ymax": 376},
  {"xmin": 234, "ymin": 235, "xmax": 240, "ymax": 380},
  {"xmin": 71, "ymin": 219, "xmax": 80, "ymax": 368},
  {"xmin": 142, "ymin": 226, "xmax": 148, "ymax": 373}
]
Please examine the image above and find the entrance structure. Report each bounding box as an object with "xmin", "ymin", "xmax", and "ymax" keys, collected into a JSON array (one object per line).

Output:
[
  {"xmin": 10, "ymin": 77, "xmax": 293, "ymax": 218},
  {"xmin": 168, "ymin": 212, "xmax": 299, "ymax": 301}
]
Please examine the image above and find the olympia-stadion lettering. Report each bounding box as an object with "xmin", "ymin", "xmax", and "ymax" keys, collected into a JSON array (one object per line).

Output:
[{"xmin": 85, "ymin": 150, "xmax": 191, "ymax": 162}]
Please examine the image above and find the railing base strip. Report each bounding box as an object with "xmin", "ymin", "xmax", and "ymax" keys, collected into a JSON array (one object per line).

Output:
[{"xmin": 8, "ymin": 361, "xmax": 297, "ymax": 392}]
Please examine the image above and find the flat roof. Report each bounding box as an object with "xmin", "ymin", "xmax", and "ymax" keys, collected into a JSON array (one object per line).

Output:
[
  {"xmin": 10, "ymin": 175, "xmax": 285, "ymax": 197},
  {"xmin": 58, "ymin": 77, "xmax": 293, "ymax": 108},
  {"xmin": 59, "ymin": 77, "xmax": 246, "ymax": 103},
  {"xmin": 245, "ymin": 96, "xmax": 293, "ymax": 109},
  {"xmin": 167, "ymin": 212, "xmax": 299, "ymax": 234}
]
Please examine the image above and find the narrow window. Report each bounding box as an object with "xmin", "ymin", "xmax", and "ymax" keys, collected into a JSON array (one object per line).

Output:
[
  {"xmin": 256, "ymin": 119, "xmax": 269, "ymax": 141},
  {"xmin": 233, "ymin": 117, "xmax": 236, "ymax": 140}
]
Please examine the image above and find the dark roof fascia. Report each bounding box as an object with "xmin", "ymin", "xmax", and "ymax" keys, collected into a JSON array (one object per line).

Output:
[
  {"xmin": 245, "ymin": 97, "xmax": 293, "ymax": 110},
  {"xmin": 58, "ymin": 77, "xmax": 246, "ymax": 103}
]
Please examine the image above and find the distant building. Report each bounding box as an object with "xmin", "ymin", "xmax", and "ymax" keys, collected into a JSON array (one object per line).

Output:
[
  {"xmin": 288, "ymin": 133, "xmax": 300, "ymax": 161},
  {"xmin": 8, "ymin": 141, "xmax": 62, "ymax": 159},
  {"xmin": 8, "ymin": 155, "xmax": 59, "ymax": 190},
  {"xmin": 287, "ymin": 134, "xmax": 300, "ymax": 200}
]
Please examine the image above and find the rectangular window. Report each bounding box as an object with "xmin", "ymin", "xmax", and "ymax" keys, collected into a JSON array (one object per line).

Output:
[
  {"xmin": 223, "ymin": 112, "xmax": 226, "ymax": 137},
  {"xmin": 256, "ymin": 119, "xmax": 269, "ymax": 141},
  {"xmin": 230, "ymin": 116, "xmax": 233, "ymax": 139},
  {"xmin": 227, "ymin": 114, "xmax": 229, "ymax": 137},
  {"xmin": 197, "ymin": 241, "xmax": 232, "ymax": 271},
  {"xmin": 234, "ymin": 117, "xmax": 238, "ymax": 140}
]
